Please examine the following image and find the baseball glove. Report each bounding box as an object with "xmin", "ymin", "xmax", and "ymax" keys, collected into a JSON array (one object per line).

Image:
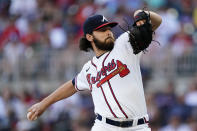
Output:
[{"xmin": 121, "ymin": 10, "xmax": 153, "ymax": 55}]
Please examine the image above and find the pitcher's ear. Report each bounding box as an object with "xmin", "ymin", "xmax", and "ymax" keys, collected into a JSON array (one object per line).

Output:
[{"xmin": 86, "ymin": 34, "xmax": 93, "ymax": 42}]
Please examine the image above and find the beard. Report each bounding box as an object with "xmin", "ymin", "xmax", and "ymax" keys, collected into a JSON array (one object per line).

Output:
[{"xmin": 93, "ymin": 35, "xmax": 115, "ymax": 51}]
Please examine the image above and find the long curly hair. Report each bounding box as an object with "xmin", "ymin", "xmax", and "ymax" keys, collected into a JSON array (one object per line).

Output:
[{"xmin": 79, "ymin": 37, "xmax": 93, "ymax": 52}]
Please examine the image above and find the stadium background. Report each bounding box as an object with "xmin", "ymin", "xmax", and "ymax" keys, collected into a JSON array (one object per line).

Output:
[{"xmin": 0, "ymin": 0, "xmax": 197, "ymax": 130}]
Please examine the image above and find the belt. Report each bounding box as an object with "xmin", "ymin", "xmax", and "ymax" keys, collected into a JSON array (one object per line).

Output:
[{"xmin": 96, "ymin": 114, "xmax": 148, "ymax": 128}]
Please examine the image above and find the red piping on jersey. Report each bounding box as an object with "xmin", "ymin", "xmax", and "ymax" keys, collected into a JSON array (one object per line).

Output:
[
  {"xmin": 102, "ymin": 52, "xmax": 129, "ymax": 119},
  {"xmin": 91, "ymin": 52, "xmax": 117, "ymax": 118},
  {"xmin": 100, "ymin": 86, "xmax": 117, "ymax": 118},
  {"xmin": 91, "ymin": 60, "xmax": 97, "ymax": 69},
  {"xmin": 144, "ymin": 117, "xmax": 150, "ymax": 128},
  {"xmin": 107, "ymin": 81, "xmax": 128, "ymax": 118},
  {"xmin": 144, "ymin": 117, "xmax": 149, "ymax": 123}
]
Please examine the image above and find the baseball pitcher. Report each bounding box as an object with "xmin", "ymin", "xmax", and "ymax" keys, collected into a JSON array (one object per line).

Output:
[{"xmin": 27, "ymin": 9, "xmax": 162, "ymax": 131}]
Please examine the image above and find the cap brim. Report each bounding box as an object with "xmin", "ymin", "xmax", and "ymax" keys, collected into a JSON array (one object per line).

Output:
[{"xmin": 94, "ymin": 22, "xmax": 118, "ymax": 30}]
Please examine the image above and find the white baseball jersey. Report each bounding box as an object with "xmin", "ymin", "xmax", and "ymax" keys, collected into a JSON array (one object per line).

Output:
[{"xmin": 74, "ymin": 32, "xmax": 148, "ymax": 119}]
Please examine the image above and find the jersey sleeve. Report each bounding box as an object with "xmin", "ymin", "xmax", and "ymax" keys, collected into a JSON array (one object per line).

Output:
[
  {"xmin": 114, "ymin": 32, "xmax": 142, "ymax": 58},
  {"xmin": 74, "ymin": 63, "xmax": 90, "ymax": 91}
]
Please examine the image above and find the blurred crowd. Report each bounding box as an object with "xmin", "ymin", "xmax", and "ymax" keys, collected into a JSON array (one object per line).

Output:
[{"xmin": 0, "ymin": 0, "xmax": 197, "ymax": 131}]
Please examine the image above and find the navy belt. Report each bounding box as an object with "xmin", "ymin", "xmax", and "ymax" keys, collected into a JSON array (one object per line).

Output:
[{"xmin": 96, "ymin": 114, "xmax": 147, "ymax": 128}]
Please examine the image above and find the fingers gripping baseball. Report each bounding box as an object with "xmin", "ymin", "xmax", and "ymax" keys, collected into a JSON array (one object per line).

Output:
[{"xmin": 27, "ymin": 103, "xmax": 45, "ymax": 121}]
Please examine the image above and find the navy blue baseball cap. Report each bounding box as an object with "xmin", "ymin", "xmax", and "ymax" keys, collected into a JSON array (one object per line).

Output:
[{"xmin": 83, "ymin": 14, "xmax": 118, "ymax": 35}]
